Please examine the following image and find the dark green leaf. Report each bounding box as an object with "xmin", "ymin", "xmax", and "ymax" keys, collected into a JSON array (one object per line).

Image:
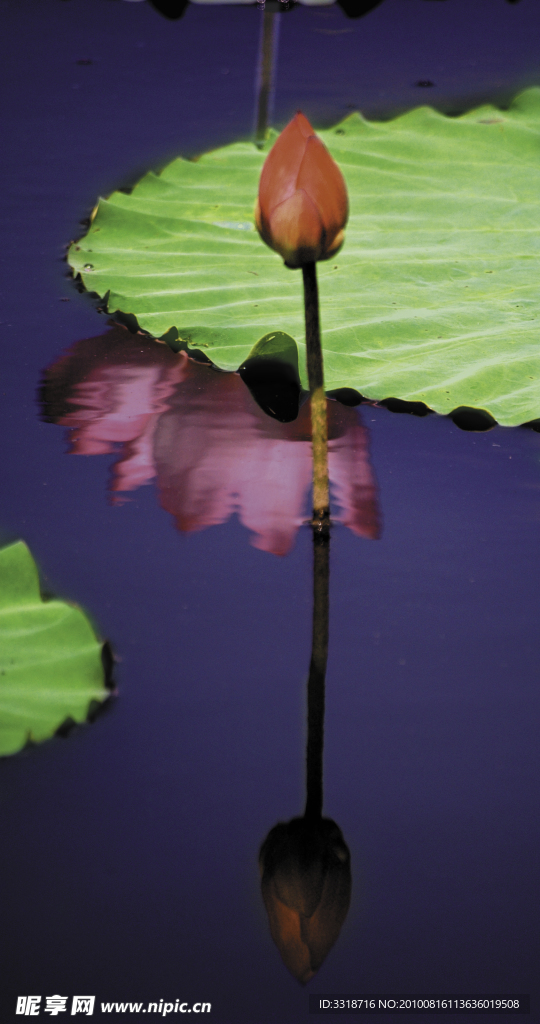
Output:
[{"xmin": 0, "ymin": 542, "xmax": 109, "ymax": 756}]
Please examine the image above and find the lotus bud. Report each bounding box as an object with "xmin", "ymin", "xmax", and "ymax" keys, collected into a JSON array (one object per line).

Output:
[
  {"xmin": 259, "ymin": 816, "xmax": 352, "ymax": 984},
  {"xmin": 255, "ymin": 112, "xmax": 349, "ymax": 269}
]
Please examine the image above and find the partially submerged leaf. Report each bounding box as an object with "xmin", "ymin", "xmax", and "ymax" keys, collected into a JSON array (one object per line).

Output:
[
  {"xmin": 240, "ymin": 330, "xmax": 300, "ymax": 379},
  {"xmin": 69, "ymin": 89, "xmax": 540, "ymax": 425},
  {"xmin": 0, "ymin": 541, "xmax": 109, "ymax": 756}
]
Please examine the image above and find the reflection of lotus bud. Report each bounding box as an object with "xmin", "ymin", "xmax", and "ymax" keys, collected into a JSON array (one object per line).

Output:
[
  {"xmin": 255, "ymin": 112, "xmax": 349, "ymax": 269},
  {"xmin": 259, "ymin": 817, "xmax": 351, "ymax": 984}
]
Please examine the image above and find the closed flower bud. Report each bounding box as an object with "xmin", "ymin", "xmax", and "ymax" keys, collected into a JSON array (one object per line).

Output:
[
  {"xmin": 259, "ymin": 816, "xmax": 352, "ymax": 984},
  {"xmin": 255, "ymin": 112, "xmax": 349, "ymax": 269}
]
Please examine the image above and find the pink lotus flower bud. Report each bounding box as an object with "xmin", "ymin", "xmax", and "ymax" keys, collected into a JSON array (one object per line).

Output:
[{"xmin": 255, "ymin": 112, "xmax": 349, "ymax": 269}]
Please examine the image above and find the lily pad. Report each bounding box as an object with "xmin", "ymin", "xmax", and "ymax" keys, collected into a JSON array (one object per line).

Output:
[
  {"xmin": 68, "ymin": 88, "xmax": 540, "ymax": 425},
  {"xmin": 0, "ymin": 541, "xmax": 109, "ymax": 756}
]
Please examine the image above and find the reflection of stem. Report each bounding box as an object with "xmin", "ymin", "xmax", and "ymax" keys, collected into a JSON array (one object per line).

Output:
[
  {"xmin": 303, "ymin": 260, "xmax": 329, "ymax": 815},
  {"xmin": 302, "ymin": 262, "xmax": 329, "ymax": 527},
  {"xmin": 255, "ymin": 12, "xmax": 278, "ymax": 147},
  {"xmin": 304, "ymin": 530, "xmax": 329, "ymax": 820}
]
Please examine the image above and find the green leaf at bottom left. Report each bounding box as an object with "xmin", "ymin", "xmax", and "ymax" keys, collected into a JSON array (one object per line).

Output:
[{"xmin": 0, "ymin": 541, "xmax": 109, "ymax": 756}]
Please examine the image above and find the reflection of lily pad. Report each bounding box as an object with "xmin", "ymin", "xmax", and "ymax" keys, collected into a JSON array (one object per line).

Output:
[
  {"xmin": 69, "ymin": 89, "xmax": 540, "ymax": 425},
  {"xmin": 0, "ymin": 541, "xmax": 109, "ymax": 756}
]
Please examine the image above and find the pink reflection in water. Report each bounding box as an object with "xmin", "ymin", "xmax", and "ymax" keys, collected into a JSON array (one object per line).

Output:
[{"xmin": 42, "ymin": 327, "xmax": 380, "ymax": 555}]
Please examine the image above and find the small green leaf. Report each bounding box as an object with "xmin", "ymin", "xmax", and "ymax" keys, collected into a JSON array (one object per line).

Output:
[
  {"xmin": 68, "ymin": 89, "xmax": 540, "ymax": 425},
  {"xmin": 241, "ymin": 331, "xmax": 300, "ymax": 379},
  {"xmin": 0, "ymin": 541, "xmax": 109, "ymax": 756}
]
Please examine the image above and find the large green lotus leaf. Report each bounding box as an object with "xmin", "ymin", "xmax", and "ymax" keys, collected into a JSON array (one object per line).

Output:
[
  {"xmin": 69, "ymin": 88, "xmax": 540, "ymax": 425},
  {"xmin": 0, "ymin": 541, "xmax": 108, "ymax": 756}
]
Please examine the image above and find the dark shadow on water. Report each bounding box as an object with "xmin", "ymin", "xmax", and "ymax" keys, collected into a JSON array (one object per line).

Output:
[
  {"xmin": 379, "ymin": 396, "xmax": 433, "ymax": 419},
  {"xmin": 238, "ymin": 355, "xmax": 302, "ymax": 423},
  {"xmin": 447, "ymin": 406, "xmax": 497, "ymax": 432}
]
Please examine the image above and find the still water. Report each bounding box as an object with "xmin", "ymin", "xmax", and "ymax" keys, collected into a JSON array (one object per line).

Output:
[{"xmin": 1, "ymin": 1, "xmax": 539, "ymax": 1021}]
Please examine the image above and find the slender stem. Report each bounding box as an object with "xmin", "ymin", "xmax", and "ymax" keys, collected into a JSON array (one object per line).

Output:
[
  {"xmin": 303, "ymin": 261, "xmax": 330, "ymax": 816},
  {"xmin": 304, "ymin": 530, "xmax": 329, "ymax": 820},
  {"xmin": 302, "ymin": 262, "xmax": 329, "ymax": 527},
  {"xmin": 302, "ymin": 262, "xmax": 323, "ymax": 391},
  {"xmin": 255, "ymin": 11, "xmax": 278, "ymax": 148}
]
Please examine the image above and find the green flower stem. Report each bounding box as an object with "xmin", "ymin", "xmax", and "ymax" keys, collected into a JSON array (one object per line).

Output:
[
  {"xmin": 302, "ymin": 261, "xmax": 330, "ymax": 527},
  {"xmin": 304, "ymin": 530, "xmax": 329, "ymax": 821}
]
